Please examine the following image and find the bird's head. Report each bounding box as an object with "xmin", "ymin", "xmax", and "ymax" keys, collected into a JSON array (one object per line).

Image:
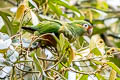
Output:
[{"xmin": 72, "ymin": 20, "xmax": 93, "ymax": 35}]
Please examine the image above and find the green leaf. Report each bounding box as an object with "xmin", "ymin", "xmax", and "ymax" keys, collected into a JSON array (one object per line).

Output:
[
  {"xmin": 74, "ymin": 37, "xmax": 84, "ymax": 49},
  {"xmin": 48, "ymin": 2, "xmax": 63, "ymax": 16},
  {"xmin": 68, "ymin": 47, "xmax": 75, "ymax": 64},
  {"xmin": 56, "ymin": 0, "xmax": 79, "ymax": 12},
  {"xmin": 50, "ymin": 0, "xmax": 81, "ymax": 14},
  {"xmin": 93, "ymin": 27, "xmax": 109, "ymax": 35},
  {"xmin": 96, "ymin": 1, "xmax": 108, "ymax": 10},
  {"xmin": 80, "ymin": 75, "xmax": 88, "ymax": 80},
  {"xmin": 0, "ymin": 25, "xmax": 8, "ymax": 34},
  {"xmin": 64, "ymin": 71, "xmax": 68, "ymax": 79},
  {"xmin": 107, "ymin": 62, "xmax": 120, "ymax": 75},
  {"xmin": 92, "ymin": 60, "xmax": 103, "ymax": 65},
  {"xmin": 73, "ymin": 63, "xmax": 80, "ymax": 71},
  {"xmin": 48, "ymin": 0, "xmax": 84, "ymax": 19},
  {"xmin": 0, "ymin": 11, "xmax": 13, "ymax": 36},
  {"xmin": 58, "ymin": 33, "xmax": 74, "ymax": 64},
  {"xmin": 91, "ymin": 9, "xmax": 101, "ymax": 19},
  {"xmin": 33, "ymin": 0, "xmax": 45, "ymax": 6},
  {"xmin": 116, "ymin": 78, "xmax": 120, "ymax": 80},
  {"xmin": 59, "ymin": 33, "xmax": 66, "ymax": 50},
  {"xmin": 32, "ymin": 52, "xmax": 46, "ymax": 76},
  {"xmin": 91, "ymin": 48, "xmax": 102, "ymax": 56},
  {"xmin": 59, "ymin": 33, "xmax": 70, "ymax": 52},
  {"xmin": 95, "ymin": 73, "xmax": 105, "ymax": 80},
  {"xmin": 0, "ymin": 22, "xmax": 20, "ymax": 36}
]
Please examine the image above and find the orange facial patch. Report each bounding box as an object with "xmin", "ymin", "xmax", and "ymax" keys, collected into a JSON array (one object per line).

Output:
[{"xmin": 87, "ymin": 26, "xmax": 92, "ymax": 31}]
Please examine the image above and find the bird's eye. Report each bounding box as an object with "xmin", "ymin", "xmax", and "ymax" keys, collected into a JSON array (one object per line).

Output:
[{"xmin": 83, "ymin": 24, "xmax": 88, "ymax": 28}]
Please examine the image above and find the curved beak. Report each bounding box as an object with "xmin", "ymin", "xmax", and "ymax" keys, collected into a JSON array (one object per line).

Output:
[{"xmin": 87, "ymin": 26, "xmax": 93, "ymax": 35}]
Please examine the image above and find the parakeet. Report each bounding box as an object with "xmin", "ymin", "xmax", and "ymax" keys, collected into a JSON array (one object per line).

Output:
[{"xmin": 22, "ymin": 20, "xmax": 93, "ymax": 47}]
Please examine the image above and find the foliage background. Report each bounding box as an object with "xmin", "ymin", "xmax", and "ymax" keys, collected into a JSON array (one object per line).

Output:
[{"xmin": 0, "ymin": 0, "xmax": 120, "ymax": 80}]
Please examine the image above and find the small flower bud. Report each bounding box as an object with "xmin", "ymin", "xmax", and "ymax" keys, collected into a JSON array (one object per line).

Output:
[
  {"xmin": 106, "ymin": 50, "xmax": 111, "ymax": 55},
  {"xmin": 110, "ymin": 48, "xmax": 115, "ymax": 52}
]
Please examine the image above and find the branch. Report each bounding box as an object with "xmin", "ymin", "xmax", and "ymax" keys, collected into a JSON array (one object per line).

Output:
[
  {"xmin": 107, "ymin": 34, "xmax": 120, "ymax": 39},
  {"xmin": 45, "ymin": 47, "xmax": 69, "ymax": 71},
  {"xmin": 15, "ymin": 66, "xmax": 40, "ymax": 73},
  {"xmin": 50, "ymin": 69, "xmax": 67, "ymax": 80},
  {"xmin": 60, "ymin": 62, "xmax": 93, "ymax": 75},
  {"xmin": 4, "ymin": 0, "xmax": 17, "ymax": 6},
  {"xmin": 79, "ymin": 6, "xmax": 120, "ymax": 13},
  {"xmin": 72, "ymin": 56, "xmax": 104, "ymax": 62},
  {"xmin": 45, "ymin": 52, "xmax": 66, "ymax": 71},
  {"xmin": 93, "ymin": 16, "xmax": 120, "ymax": 21},
  {"xmin": 38, "ymin": 57, "xmax": 57, "ymax": 62},
  {"xmin": 60, "ymin": 62, "xmax": 107, "ymax": 75},
  {"xmin": 100, "ymin": 33, "xmax": 115, "ymax": 47}
]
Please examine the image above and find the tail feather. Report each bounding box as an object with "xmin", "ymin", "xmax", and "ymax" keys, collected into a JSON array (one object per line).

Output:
[{"xmin": 22, "ymin": 27, "xmax": 37, "ymax": 33}]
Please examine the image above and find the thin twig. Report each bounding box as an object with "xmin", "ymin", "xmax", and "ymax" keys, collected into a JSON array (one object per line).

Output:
[
  {"xmin": 45, "ymin": 47, "xmax": 69, "ymax": 71},
  {"xmin": 38, "ymin": 57, "xmax": 57, "ymax": 62},
  {"xmin": 4, "ymin": 0, "xmax": 17, "ymax": 6},
  {"xmin": 15, "ymin": 66, "xmax": 40, "ymax": 73},
  {"xmin": 60, "ymin": 62, "xmax": 93, "ymax": 75},
  {"xmin": 72, "ymin": 56, "xmax": 105, "ymax": 62},
  {"xmin": 50, "ymin": 69, "xmax": 67, "ymax": 80},
  {"xmin": 93, "ymin": 16, "xmax": 120, "ymax": 21},
  {"xmin": 107, "ymin": 34, "xmax": 120, "ymax": 39},
  {"xmin": 79, "ymin": 6, "xmax": 120, "ymax": 13}
]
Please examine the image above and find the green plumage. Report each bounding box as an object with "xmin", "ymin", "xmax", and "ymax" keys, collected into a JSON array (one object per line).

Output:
[{"xmin": 22, "ymin": 20, "xmax": 92, "ymax": 42}]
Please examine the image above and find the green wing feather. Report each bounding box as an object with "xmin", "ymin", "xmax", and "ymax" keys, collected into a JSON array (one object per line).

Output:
[{"xmin": 22, "ymin": 21, "xmax": 62, "ymax": 36}]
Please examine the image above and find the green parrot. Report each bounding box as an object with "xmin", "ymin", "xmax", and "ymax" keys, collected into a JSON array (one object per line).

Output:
[{"xmin": 22, "ymin": 20, "xmax": 93, "ymax": 47}]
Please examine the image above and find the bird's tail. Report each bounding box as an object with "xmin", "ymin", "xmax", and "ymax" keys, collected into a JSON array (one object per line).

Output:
[{"xmin": 22, "ymin": 27, "xmax": 37, "ymax": 33}]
